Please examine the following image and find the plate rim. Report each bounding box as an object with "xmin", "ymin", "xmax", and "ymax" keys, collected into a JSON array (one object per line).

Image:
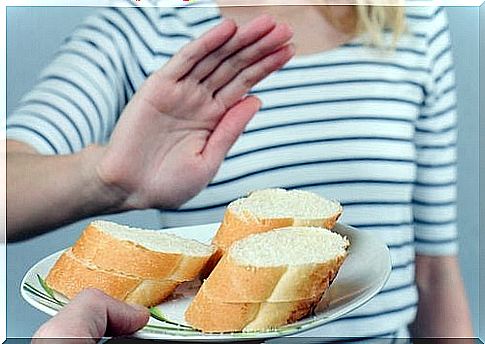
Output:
[{"xmin": 20, "ymin": 222, "xmax": 391, "ymax": 341}]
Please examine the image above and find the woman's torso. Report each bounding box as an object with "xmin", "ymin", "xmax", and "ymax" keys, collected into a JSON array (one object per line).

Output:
[{"xmin": 157, "ymin": 4, "xmax": 426, "ymax": 338}]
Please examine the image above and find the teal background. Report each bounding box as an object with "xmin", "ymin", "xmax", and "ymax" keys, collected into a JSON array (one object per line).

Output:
[{"xmin": 479, "ymin": 4, "xmax": 484, "ymax": 341}]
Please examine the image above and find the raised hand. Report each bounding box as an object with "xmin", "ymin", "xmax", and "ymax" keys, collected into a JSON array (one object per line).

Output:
[
  {"xmin": 96, "ymin": 16, "xmax": 295, "ymax": 209},
  {"xmin": 6, "ymin": 15, "xmax": 294, "ymax": 240}
]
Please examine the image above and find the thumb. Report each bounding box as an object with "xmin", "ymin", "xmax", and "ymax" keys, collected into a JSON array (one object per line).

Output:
[
  {"xmin": 202, "ymin": 95, "xmax": 261, "ymax": 167},
  {"xmin": 33, "ymin": 289, "xmax": 149, "ymax": 342}
]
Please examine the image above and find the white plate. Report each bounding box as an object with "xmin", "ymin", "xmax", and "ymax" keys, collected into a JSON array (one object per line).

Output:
[{"xmin": 21, "ymin": 222, "xmax": 391, "ymax": 341}]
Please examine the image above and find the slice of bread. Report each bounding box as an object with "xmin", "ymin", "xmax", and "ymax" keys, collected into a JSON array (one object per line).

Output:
[
  {"xmin": 185, "ymin": 227, "xmax": 349, "ymax": 332},
  {"xmin": 46, "ymin": 249, "xmax": 180, "ymax": 307},
  {"xmin": 185, "ymin": 285, "xmax": 322, "ymax": 333},
  {"xmin": 46, "ymin": 220, "xmax": 215, "ymax": 306},
  {"xmin": 212, "ymin": 189, "xmax": 343, "ymax": 254},
  {"xmin": 71, "ymin": 220, "xmax": 215, "ymax": 281}
]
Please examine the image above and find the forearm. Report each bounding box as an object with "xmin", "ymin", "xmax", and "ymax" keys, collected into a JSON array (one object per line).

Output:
[
  {"xmin": 412, "ymin": 255, "xmax": 474, "ymax": 339},
  {"xmin": 6, "ymin": 141, "xmax": 129, "ymax": 241}
]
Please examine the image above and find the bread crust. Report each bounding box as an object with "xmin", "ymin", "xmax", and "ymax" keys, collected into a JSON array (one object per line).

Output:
[
  {"xmin": 72, "ymin": 224, "xmax": 214, "ymax": 281},
  {"xmin": 244, "ymin": 296, "xmax": 321, "ymax": 331},
  {"xmin": 201, "ymin": 255, "xmax": 287, "ymax": 301},
  {"xmin": 206, "ymin": 207, "xmax": 342, "ymax": 278},
  {"xmin": 186, "ymin": 227, "xmax": 349, "ymax": 332},
  {"xmin": 212, "ymin": 209, "xmax": 294, "ymax": 253},
  {"xmin": 125, "ymin": 279, "xmax": 180, "ymax": 306},
  {"xmin": 185, "ymin": 286, "xmax": 260, "ymax": 333},
  {"xmin": 185, "ymin": 285, "xmax": 322, "ymax": 332},
  {"xmin": 212, "ymin": 206, "xmax": 342, "ymax": 254},
  {"xmin": 200, "ymin": 254, "xmax": 347, "ymax": 303},
  {"xmin": 46, "ymin": 249, "xmax": 179, "ymax": 307}
]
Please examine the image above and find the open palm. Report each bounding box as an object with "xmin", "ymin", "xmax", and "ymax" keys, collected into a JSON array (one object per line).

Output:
[{"xmin": 96, "ymin": 16, "xmax": 294, "ymax": 209}]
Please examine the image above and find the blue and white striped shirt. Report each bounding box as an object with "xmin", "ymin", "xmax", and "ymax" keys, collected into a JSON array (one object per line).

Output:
[{"xmin": 7, "ymin": 3, "xmax": 457, "ymax": 339}]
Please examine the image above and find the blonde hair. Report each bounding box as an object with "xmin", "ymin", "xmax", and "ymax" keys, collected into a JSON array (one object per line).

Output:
[{"xmin": 321, "ymin": 3, "xmax": 406, "ymax": 47}]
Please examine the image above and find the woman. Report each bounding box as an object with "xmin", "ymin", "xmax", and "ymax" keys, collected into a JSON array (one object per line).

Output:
[{"xmin": 7, "ymin": 0, "xmax": 473, "ymax": 340}]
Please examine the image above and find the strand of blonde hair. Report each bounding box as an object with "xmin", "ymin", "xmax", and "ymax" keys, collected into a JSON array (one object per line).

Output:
[{"xmin": 320, "ymin": 1, "xmax": 406, "ymax": 47}]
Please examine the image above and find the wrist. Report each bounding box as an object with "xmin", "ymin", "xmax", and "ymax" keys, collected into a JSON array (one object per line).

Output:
[{"xmin": 79, "ymin": 144, "xmax": 133, "ymax": 213}]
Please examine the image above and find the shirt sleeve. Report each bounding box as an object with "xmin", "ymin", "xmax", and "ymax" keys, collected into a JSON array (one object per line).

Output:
[
  {"xmin": 413, "ymin": 7, "xmax": 458, "ymax": 256},
  {"xmin": 6, "ymin": 8, "xmax": 136, "ymax": 155}
]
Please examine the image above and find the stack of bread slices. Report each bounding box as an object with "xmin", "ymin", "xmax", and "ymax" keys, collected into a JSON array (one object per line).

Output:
[
  {"xmin": 204, "ymin": 188, "xmax": 343, "ymax": 272},
  {"xmin": 186, "ymin": 227, "xmax": 349, "ymax": 332},
  {"xmin": 186, "ymin": 189, "xmax": 348, "ymax": 332},
  {"xmin": 46, "ymin": 188, "xmax": 349, "ymax": 332},
  {"xmin": 46, "ymin": 220, "xmax": 215, "ymax": 307}
]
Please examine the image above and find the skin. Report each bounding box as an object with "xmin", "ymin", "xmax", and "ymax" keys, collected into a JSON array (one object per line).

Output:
[
  {"xmin": 7, "ymin": 5, "xmax": 473, "ymax": 341},
  {"xmin": 217, "ymin": 4, "xmax": 354, "ymax": 56},
  {"xmin": 6, "ymin": 15, "xmax": 295, "ymax": 240},
  {"xmin": 412, "ymin": 255, "xmax": 474, "ymax": 340},
  {"xmin": 32, "ymin": 289, "xmax": 149, "ymax": 344}
]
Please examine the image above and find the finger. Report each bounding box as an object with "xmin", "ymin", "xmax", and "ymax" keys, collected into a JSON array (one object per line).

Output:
[
  {"xmin": 157, "ymin": 19, "xmax": 237, "ymax": 81},
  {"xmin": 203, "ymin": 96, "xmax": 261, "ymax": 167},
  {"xmin": 33, "ymin": 289, "xmax": 149, "ymax": 339},
  {"xmin": 215, "ymin": 44, "xmax": 295, "ymax": 108},
  {"xmin": 104, "ymin": 298, "xmax": 149, "ymax": 336},
  {"xmin": 188, "ymin": 15, "xmax": 276, "ymax": 81},
  {"xmin": 202, "ymin": 23, "xmax": 293, "ymax": 93}
]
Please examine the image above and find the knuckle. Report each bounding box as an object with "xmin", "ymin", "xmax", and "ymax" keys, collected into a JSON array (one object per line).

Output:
[
  {"xmin": 211, "ymin": 48, "xmax": 225, "ymax": 62},
  {"xmin": 180, "ymin": 47, "xmax": 198, "ymax": 66},
  {"xmin": 240, "ymin": 71, "xmax": 256, "ymax": 88},
  {"xmin": 253, "ymin": 44, "xmax": 267, "ymax": 58},
  {"xmin": 227, "ymin": 62, "xmax": 240, "ymax": 80},
  {"xmin": 234, "ymin": 53, "xmax": 250, "ymax": 70},
  {"xmin": 261, "ymin": 63, "xmax": 272, "ymax": 76},
  {"xmin": 231, "ymin": 58, "xmax": 242, "ymax": 71}
]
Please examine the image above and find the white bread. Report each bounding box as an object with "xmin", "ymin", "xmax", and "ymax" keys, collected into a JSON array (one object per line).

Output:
[
  {"xmin": 71, "ymin": 220, "xmax": 215, "ymax": 281},
  {"xmin": 45, "ymin": 249, "xmax": 180, "ymax": 307},
  {"xmin": 185, "ymin": 284, "xmax": 322, "ymax": 333},
  {"xmin": 185, "ymin": 227, "xmax": 349, "ymax": 332},
  {"xmin": 212, "ymin": 189, "xmax": 343, "ymax": 255},
  {"xmin": 46, "ymin": 220, "xmax": 215, "ymax": 306}
]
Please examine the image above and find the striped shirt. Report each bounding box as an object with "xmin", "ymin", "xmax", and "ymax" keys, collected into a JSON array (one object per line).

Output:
[{"xmin": 6, "ymin": 3, "xmax": 457, "ymax": 340}]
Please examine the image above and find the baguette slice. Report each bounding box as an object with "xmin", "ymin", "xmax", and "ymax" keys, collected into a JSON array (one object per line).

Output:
[
  {"xmin": 200, "ymin": 253, "xmax": 345, "ymax": 303},
  {"xmin": 212, "ymin": 189, "xmax": 343, "ymax": 254},
  {"xmin": 186, "ymin": 227, "xmax": 349, "ymax": 332},
  {"xmin": 46, "ymin": 249, "xmax": 180, "ymax": 307},
  {"xmin": 71, "ymin": 220, "xmax": 215, "ymax": 281},
  {"xmin": 185, "ymin": 285, "xmax": 322, "ymax": 333}
]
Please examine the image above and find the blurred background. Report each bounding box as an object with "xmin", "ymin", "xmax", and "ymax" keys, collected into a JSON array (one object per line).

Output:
[
  {"xmin": 6, "ymin": 5, "xmax": 483, "ymax": 338},
  {"xmin": 479, "ymin": 4, "xmax": 484, "ymax": 341}
]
